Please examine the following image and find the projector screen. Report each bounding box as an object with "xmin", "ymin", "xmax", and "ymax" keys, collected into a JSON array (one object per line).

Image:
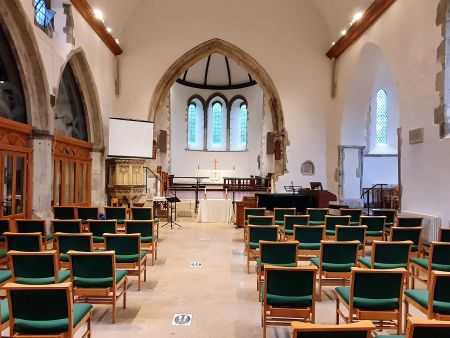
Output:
[{"xmin": 108, "ymin": 118, "xmax": 154, "ymax": 158}]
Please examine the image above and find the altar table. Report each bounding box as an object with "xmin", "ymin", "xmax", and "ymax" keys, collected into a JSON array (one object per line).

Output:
[{"xmin": 196, "ymin": 199, "xmax": 234, "ymax": 223}]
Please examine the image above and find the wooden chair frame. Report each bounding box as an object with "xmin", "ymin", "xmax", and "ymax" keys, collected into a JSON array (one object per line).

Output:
[
  {"xmin": 0, "ymin": 219, "xmax": 9, "ymax": 249},
  {"xmin": 421, "ymin": 227, "xmax": 450, "ymax": 256},
  {"xmin": 104, "ymin": 207, "xmax": 127, "ymax": 231},
  {"xmin": 335, "ymin": 267, "xmax": 406, "ymax": 334},
  {"xmin": 246, "ymin": 225, "xmax": 278, "ymax": 273},
  {"xmin": 390, "ymin": 227, "xmax": 423, "ymax": 259},
  {"xmin": 76, "ymin": 207, "xmax": 99, "ymax": 232},
  {"xmin": 13, "ymin": 219, "xmax": 52, "ymax": 249},
  {"xmin": 245, "ymin": 216, "xmax": 275, "ymax": 254},
  {"xmin": 359, "ymin": 215, "xmax": 386, "ymax": 242},
  {"xmin": 358, "ymin": 240, "xmax": 412, "ymax": 270},
  {"xmin": 52, "ymin": 206, "xmax": 77, "ymax": 219},
  {"xmin": 324, "ymin": 216, "xmax": 351, "ymax": 240},
  {"xmin": 51, "ymin": 219, "xmax": 83, "ymax": 246},
  {"xmin": 313, "ymin": 240, "xmax": 359, "ymax": 301},
  {"xmin": 54, "ymin": 233, "xmax": 94, "ymax": 269},
  {"xmin": 263, "ymin": 266, "xmax": 317, "ymax": 338},
  {"xmin": 273, "ymin": 208, "xmax": 296, "ymax": 225},
  {"xmin": 4, "ymin": 282, "xmax": 92, "ymax": 338},
  {"xmin": 104, "ymin": 233, "xmax": 147, "ymax": 291},
  {"xmin": 290, "ymin": 320, "xmax": 375, "ymax": 338},
  {"xmin": 248, "ymin": 216, "xmax": 275, "ymax": 225},
  {"xmin": 396, "ymin": 216, "xmax": 424, "ymax": 228},
  {"xmin": 125, "ymin": 220, "xmax": 157, "ymax": 265},
  {"xmin": 404, "ymin": 271, "xmax": 450, "ymax": 330},
  {"xmin": 68, "ymin": 250, "xmax": 127, "ymax": 324},
  {"xmin": 294, "ymin": 225, "xmax": 325, "ymax": 260},
  {"xmin": 243, "ymin": 207, "xmax": 266, "ymax": 243},
  {"xmin": 335, "ymin": 225, "xmax": 367, "ymax": 257},
  {"xmin": 340, "ymin": 208, "xmax": 363, "ymax": 224},
  {"xmin": 87, "ymin": 220, "xmax": 118, "ymax": 250},
  {"xmin": 4, "ymin": 232, "xmax": 44, "ymax": 253},
  {"xmin": 283, "ymin": 215, "xmax": 310, "ymax": 240},
  {"xmin": 404, "ymin": 317, "xmax": 450, "ymax": 338},
  {"xmin": 306, "ymin": 208, "xmax": 329, "ymax": 224},
  {"xmin": 411, "ymin": 241, "xmax": 450, "ymax": 288},
  {"xmin": 130, "ymin": 207, "xmax": 159, "ymax": 239}
]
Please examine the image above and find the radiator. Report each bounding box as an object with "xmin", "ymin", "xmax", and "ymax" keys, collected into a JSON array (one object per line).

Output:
[{"xmin": 400, "ymin": 211, "xmax": 441, "ymax": 241}]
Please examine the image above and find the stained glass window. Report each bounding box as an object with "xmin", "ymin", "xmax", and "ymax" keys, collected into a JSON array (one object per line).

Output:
[
  {"xmin": 376, "ymin": 89, "xmax": 388, "ymax": 145},
  {"xmin": 34, "ymin": 0, "xmax": 47, "ymax": 27},
  {"xmin": 240, "ymin": 103, "xmax": 247, "ymax": 145},
  {"xmin": 212, "ymin": 101, "xmax": 222, "ymax": 144},
  {"xmin": 188, "ymin": 102, "xmax": 197, "ymax": 144}
]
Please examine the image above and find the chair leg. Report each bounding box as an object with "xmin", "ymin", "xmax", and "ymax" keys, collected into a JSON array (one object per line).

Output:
[
  {"xmin": 112, "ymin": 296, "xmax": 116, "ymax": 324},
  {"xmin": 262, "ymin": 308, "xmax": 267, "ymax": 338},
  {"xmin": 123, "ymin": 278, "xmax": 127, "ymax": 309},
  {"xmin": 155, "ymin": 241, "xmax": 158, "ymax": 260},
  {"xmin": 88, "ymin": 312, "xmax": 92, "ymax": 338},
  {"xmin": 404, "ymin": 300, "xmax": 409, "ymax": 332},
  {"xmin": 335, "ymin": 297, "xmax": 339, "ymax": 324},
  {"xmin": 144, "ymin": 259, "xmax": 147, "ymax": 282},
  {"xmin": 317, "ymin": 277, "xmax": 322, "ymax": 302},
  {"xmin": 138, "ymin": 264, "xmax": 141, "ymax": 291},
  {"xmin": 247, "ymin": 255, "xmax": 250, "ymax": 274}
]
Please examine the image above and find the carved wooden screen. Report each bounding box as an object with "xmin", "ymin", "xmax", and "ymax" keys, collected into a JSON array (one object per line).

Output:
[
  {"xmin": 0, "ymin": 117, "xmax": 33, "ymax": 219},
  {"xmin": 53, "ymin": 135, "xmax": 92, "ymax": 206}
]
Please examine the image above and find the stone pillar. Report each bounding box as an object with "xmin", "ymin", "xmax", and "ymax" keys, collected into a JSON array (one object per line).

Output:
[
  {"xmin": 91, "ymin": 148, "xmax": 106, "ymax": 206},
  {"xmin": 32, "ymin": 132, "xmax": 53, "ymax": 218}
]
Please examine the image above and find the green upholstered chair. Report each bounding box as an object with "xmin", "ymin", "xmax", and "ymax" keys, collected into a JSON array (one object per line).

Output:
[
  {"xmin": 335, "ymin": 225, "xmax": 367, "ymax": 256},
  {"xmin": 310, "ymin": 241, "xmax": 359, "ymax": 301},
  {"xmin": 4, "ymin": 232, "xmax": 43, "ymax": 252},
  {"xmin": 0, "ymin": 291, "xmax": 8, "ymax": 332},
  {"xmin": 290, "ymin": 321, "xmax": 375, "ymax": 338},
  {"xmin": 14, "ymin": 219, "xmax": 52, "ymax": 249},
  {"xmin": 358, "ymin": 240, "xmax": 412, "ymax": 271},
  {"xmin": 68, "ymin": 250, "xmax": 127, "ymax": 324},
  {"xmin": 377, "ymin": 317, "xmax": 450, "ymax": 338},
  {"xmin": 421, "ymin": 227, "xmax": 450, "ymax": 256},
  {"xmin": 340, "ymin": 208, "xmax": 362, "ymax": 226},
  {"xmin": 373, "ymin": 208, "xmax": 396, "ymax": 235},
  {"xmin": 104, "ymin": 207, "xmax": 127, "ymax": 228},
  {"xmin": 294, "ymin": 225, "xmax": 325, "ymax": 259},
  {"xmin": 131, "ymin": 207, "xmax": 153, "ymax": 220},
  {"xmin": 51, "ymin": 219, "xmax": 82, "ymax": 235},
  {"xmin": 247, "ymin": 225, "xmax": 278, "ymax": 273},
  {"xmin": 306, "ymin": 208, "xmax": 329, "ymax": 226},
  {"xmin": 359, "ymin": 215, "xmax": 386, "ymax": 241},
  {"xmin": 397, "ymin": 216, "xmax": 423, "ymax": 228},
  {"xmin": 0, "ymin": 219, "xmax": 9, "ymax": 246},
  {"xmin": 8, "ymin": 250, "xmax": 70, "ymax": 285},
  {"xmin": 390, "ymin": 227, "xmax": 423, "ymax": 258},
  {"xmin": 273, "ymin": 208, "xmax": 296, "ymax": 226},
  {"xmin": 0, "ymin": 269, "xmax": 12, "ymax": 288},
  {"xmin": 262, "ymin": 266, "xmax": 317, "ymax": 338},
  {"xmin": 404, "ymin": 271, "xmax": 450, "ymax": 327},
  {"xmin": 335, "ymin": 267, "xmax": 406, "ymax": 334},
  {"xmin": 256, "ymin": 241, "xmax": 298, "ymax": 296},
  {"xmin": 105, "ymin": 234, "xmax": 147, "ymax": 291},
  {"xmin": 52, "ymin": 206, "xmax": 76, "ymax": 220},
  {"xmin": 76, "ymin": 206, "xmax": 99, "ymax": 227},
  {"xmin": 247, "ymin": 215, "xmax": 274, "ymax": 226},
  {"xmin": 411, "ymin": 242, "xmax": 450, "ymax": 288},
  {"xmin": 324, "ymin": 215, "xmax": 351, "ymax": 238},
  {"xmin": 54, "ymin": 233, "xmax": 93, "ymax": 269},
  {"xmin": 281, "ymin": 215, "xmax": 309, "ymax": 239},
  {"xmin": 87, "ymin": 220, "xmax": 117, "ymax": 249},
  {"xmin": 125, "ymin": 220, "xmax": 157, "ymax": 265},
  {"xmin": 243, "ymin": 208, "xmax": 266, "ymax": 242},
  {"xmin": 4, "ymin": 282, "xmax": 93, "ymax": 338}
]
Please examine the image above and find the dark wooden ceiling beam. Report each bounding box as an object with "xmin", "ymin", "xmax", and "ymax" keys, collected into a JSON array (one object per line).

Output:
[
  {"xmin": 326, "ymin": 0, "xmax": 396, "ymax": 59},
  {"xmin": 70, "ymin": 0, "xmax": 123, "ymax": 56}
]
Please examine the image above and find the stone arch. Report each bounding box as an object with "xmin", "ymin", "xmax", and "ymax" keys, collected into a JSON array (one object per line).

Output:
[
  {"xmin": 148, "ymin": 38, "xmax": 287, "ymax": 177},
  {"xmin": 0, "ymin": 0, "xmax": 51, "ymax": 131},
  {"xmin": 56, "ymin": 49, "xmax": 104, "ymax": 149}
]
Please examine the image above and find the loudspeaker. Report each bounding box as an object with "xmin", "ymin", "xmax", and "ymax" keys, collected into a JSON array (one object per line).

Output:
[
  {"xmin": 266, "ymin": 132, "xmax": 274, "ymax": 154},
  {"xmin": 159, "ymin": 130, "xmax": 167, "ymax": 153}
]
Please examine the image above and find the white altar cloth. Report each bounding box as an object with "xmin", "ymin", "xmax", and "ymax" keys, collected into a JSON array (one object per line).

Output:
[{"xmin": 196, "ymin": 199, "xmax": 234, "ymax": 223}]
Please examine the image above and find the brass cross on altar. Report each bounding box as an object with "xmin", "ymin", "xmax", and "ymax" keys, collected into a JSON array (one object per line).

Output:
[{"xmin": 213, "ymin": 159, "xmax": 218, "ymax": 170}]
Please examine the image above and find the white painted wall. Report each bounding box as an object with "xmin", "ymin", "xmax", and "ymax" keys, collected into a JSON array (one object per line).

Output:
[
  {"xmin": 170, "ymin": 83, "xmax": 264, "ymax": 177},
  {"xmin": 363, "ymin": 156, "xmax": 398, "ymax": 188}
]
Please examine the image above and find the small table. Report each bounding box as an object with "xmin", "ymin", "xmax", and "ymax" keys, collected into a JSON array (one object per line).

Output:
[{"xmin": 196, "ymin": 199, "xmax": 234, "ymax": 223}]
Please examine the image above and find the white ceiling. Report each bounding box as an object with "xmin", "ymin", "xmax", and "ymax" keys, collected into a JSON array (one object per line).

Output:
[{"xmin": 86, "ymin": 0, "xmax": 374, "ymax": 46}]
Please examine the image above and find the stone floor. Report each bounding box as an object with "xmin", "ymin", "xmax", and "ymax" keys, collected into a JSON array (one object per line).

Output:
[{"xmin": 86, "ymin": 219, "xmax": 423, "ymax": 338}]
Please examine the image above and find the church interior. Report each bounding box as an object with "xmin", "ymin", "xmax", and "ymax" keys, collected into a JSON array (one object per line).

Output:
[{"xmin": 1, "ymin": 0, "xmax": 450, "ymax": 337}]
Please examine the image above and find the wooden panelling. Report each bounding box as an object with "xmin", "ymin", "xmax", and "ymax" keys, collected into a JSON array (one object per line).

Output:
[{"xmin": 326, "ymin": 0, "xmax": 397, "ymax": 59}]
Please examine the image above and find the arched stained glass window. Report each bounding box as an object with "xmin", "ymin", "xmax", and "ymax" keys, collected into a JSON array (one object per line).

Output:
[
  {"xmin": 188, "ymin": 102, "xmax": 197, "ymax": 144},
  {"xmin": 212, "ymin": 101, "xmax": 222, "ymax": 144},
  {"xmin": 240, "ymin": 103, "xmax": 248, "ymax": 145},
  {"xmin": 376, "ymin": 89, "xmax": 388, "ymax": 145}
]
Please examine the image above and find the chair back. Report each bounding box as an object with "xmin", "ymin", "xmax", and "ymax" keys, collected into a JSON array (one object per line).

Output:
[
  {"xmin": 397, "ymin": 216, "xmax": 423, "ymax": 227},
  {"xmin": 439, "ymin": 228, "xmax": 450, "ymax": 242},
  {"xmin": 336, "ymin": 226, "xmax": 366, "ymax": 245},
  {"xmin": 340, "ymin": 208, "xmax": 362, "ymax": 223},
  {"xmin": 244, "ymin": 208, "xmax": 265, "ymax": 221},
  {"xmin": 306, "ymin": 208, "xmax": 329, "ymax": 222},
  {"xmin": 55, "ymin": 233, "xmax": 93, "ymax": 254},
  {"xmin": 372, "ymin": 241, "xmax": 412, "ymax": 268},
  {"xmin": 76, "ymin": 207, "xmax": 99, "ymax": 222},
  {"xmin": 291, "ymin": 321, "xmax": 375, "ymax": 338},
  {"xmin": 5, "ymin": 282, "xmax": 73, "ymax": 332},
  {"xmin": 429, "ymin": 242, "xmax": 450, "ymax": 267},
  {"xmin": 51, "ymin": 219, "xmax": 82, "ymax": 234},
  {"xmin": 15, "ymin": 219, "xmax": 46, "ymax": 235},
  {"xmin": 259, "ymin": 241, "xmax": 298, "ymax": 267},
  {"xmin": 104, "ymin": 207, "xmax": 127, "ymax": 221},
  {"xmin": 131, "ymin": 207, "xmax": 153, "ymax": 220},
  {"xmin": 69, "ymin": 251, "xmax": 115, "ymax": 285},
  {"xmin": 248, "ymin": 226, "xmax": 278, "ymax": 245},
  {"xmin": 0, "ymin": 219, "xmax": 10, "ymax": 236},
  {"xmin": 5, "ymin": 232, "xmax": 43, "ymax": 251},
  {"xmin": 325, "ymin": 215, "xmax": 351, "ymax": 232},
  {"xmin": 274, "ymin": 208, "xmax": 296, "ymax": 223},
  {"xmin": 9, "ymin": 250, "xmax": 57, "ymax": 281},
  {"xmin": 53, "ymin": 206, "xmax": 76, "ymax": 220},
  {"xmin": 406, "ymin": 318, "xmax": 450, "ymax": 338},
  {"xmin": 351, "ymin": 268, "xmax": 405, "ymax": 305},
  {"xmin": 248, "ymin": 215, "xmax": 274, "ymax": 226},
  {"xmin": 125, "ymin": 220, "xmax": 154, "ymax": 238},
  {"xmin": 87, "ymin": 220, "xmax": 117, "ymax": 237},
  {"xmin": 285, "ymin": 215, "xmax": 309, "ymax": 231},
  {"xmin": 321, "ymin": 241, "xmax": 359, "ymax": 265},
  {"xmin": 105, "ymin": 234, "xmax": 140, "ymax": 256},
  {"xmin": 390, "ymin": 227, "xmax": 422, "ymax": 247},
  {"xmin": 430, "ymin": 271, "xmax": 450, "ymax": 307},
  {"xmin": 265, "ymin": 266, "xmax": 317, "ymax": 306},
  {"xmin": 294, "ymin": 226, "xmax": 325, "ymax": 244},
  {"xmin": 372, "ymin": 209, "xmax": 396, "ymax": 224},
  {"xmin": 359, "ymin": 216, "xmax": 385, "ymax": 232}
]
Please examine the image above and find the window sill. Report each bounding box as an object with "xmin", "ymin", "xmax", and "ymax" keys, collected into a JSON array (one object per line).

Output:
[
  {"xmin": 366, "ymin": 144, "xmax": 398, "ymax": 156},
  {"xmin": 185, "ymin": 149, "xmax": 249, "ymax": 152}
]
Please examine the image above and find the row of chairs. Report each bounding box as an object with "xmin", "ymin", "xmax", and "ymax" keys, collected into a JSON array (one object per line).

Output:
[{"xmin": 52, "ymin": 205, "xmax": 155, "ymax": 223}]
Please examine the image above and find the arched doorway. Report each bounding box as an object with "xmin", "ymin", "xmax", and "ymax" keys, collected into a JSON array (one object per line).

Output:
[{"xmin": 148, "ymin": 38, "xmax": 287, "ymax": 178}]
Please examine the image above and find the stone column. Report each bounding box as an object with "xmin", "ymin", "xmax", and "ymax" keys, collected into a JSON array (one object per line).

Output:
[
  {"xmin": 32, "ymin": 131, "xmax": 53, "ymax": 218},
  {"xmin": 91, "ymin": 148, "xmax": 106, "ymax": 206}
]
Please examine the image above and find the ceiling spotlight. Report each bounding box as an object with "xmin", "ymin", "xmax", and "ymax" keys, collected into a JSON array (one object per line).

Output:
[
  {"xmin": 106, "ymin": 27, "xmax": 112, "ymax": 33},
  {"xmin": 93, "ymin": 9, "xmax": 104, "ymax": 22},
  {"xmin": 115, "ymin": 38, "xmax": 120, "ymax": 44},
  {"xmin": 353, "ymin": 11, "xmax": 364, "ymax": 22},
  {"xmin": 341, "ymin": 30, "xmax": 347, "ymax": 36}
]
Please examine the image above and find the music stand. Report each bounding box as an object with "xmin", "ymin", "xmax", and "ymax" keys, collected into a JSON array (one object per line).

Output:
[{"xmin": 161, "ymin": 196, "xmax": 181, "ymax": 229}]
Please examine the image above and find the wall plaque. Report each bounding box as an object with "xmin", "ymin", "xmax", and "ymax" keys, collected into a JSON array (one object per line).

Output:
[{"xmin": 409, "ymin": 128, "xmax": 424, "ymax": 144}]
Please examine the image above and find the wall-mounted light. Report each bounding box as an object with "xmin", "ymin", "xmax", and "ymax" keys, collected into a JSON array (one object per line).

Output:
[
  {"xmin": 353, "ymin": 11, "xmax": 364, "ymax": 22},
  {"xmin": 341, "ymin": 30, "xmax": 347, "ymax": 36},
  {"xmin": 115, "ymin": 38, "xmax": 120, "ymax": 44},
  {"xmin": 106, "ymin": 27, "xmax": 112, "ymax": 33},
  {"xmin": 93, "ymin": 8, "xmax": 104, "ymax": 22},
  {"xmin": 331, "ymin": 42, "xmax": 335, "ymax": 46}
]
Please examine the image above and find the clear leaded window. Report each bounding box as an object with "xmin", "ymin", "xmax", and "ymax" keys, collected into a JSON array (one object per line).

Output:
[
  {"xmin": 34, "ymin": 0, "xmax": 47, "ymax": 27},
  {"xmin": 376, "ymin": 89, "xmax": 388, "ymax": 145},
  {"xmin": 240, "ymin": 103, "xmax": 247, "ymax": 145},
  {"xmin": 212, "ymin": 101, "xmax": 222, "ymax": 144},
  {"xmin": 188, "ymin": 102, "xmax": 197, "ymax": 144}
]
